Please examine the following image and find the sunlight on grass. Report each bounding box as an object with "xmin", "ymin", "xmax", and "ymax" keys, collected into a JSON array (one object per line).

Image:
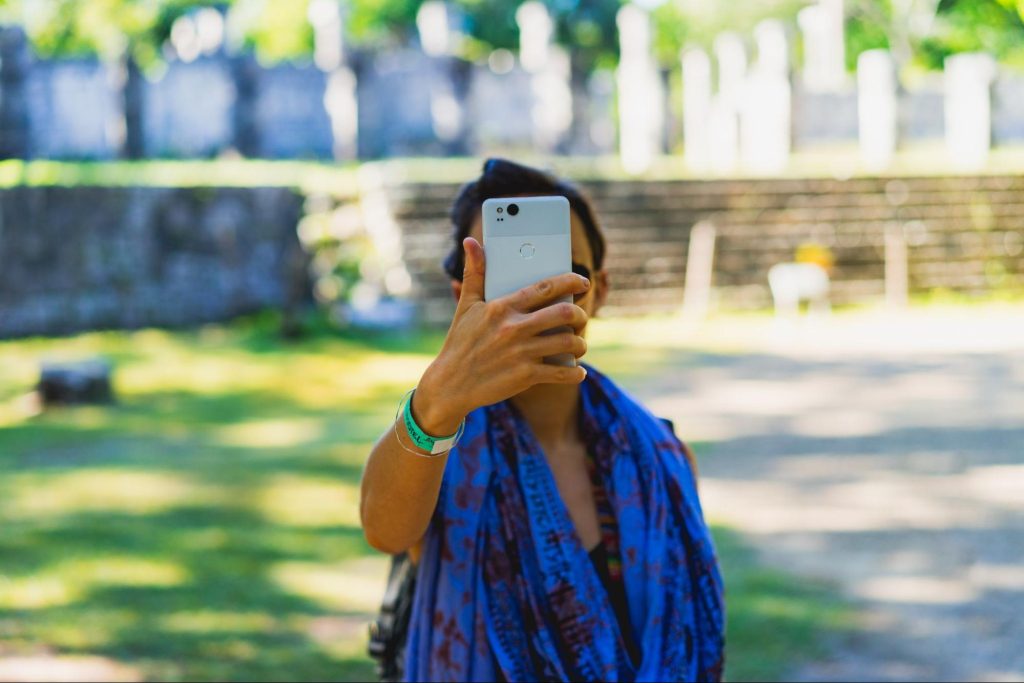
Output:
[
  {"xmin": 270, "ymin": 557, "xmax": 390, "ymax": 613},
  {"xmin": 0, "ymin": 557, "xmax": 188, "ymax": 610},
  {"xmin": 257, "ymin": 475, "xmax": 361, "ymax": 529},
  {"xmin": 55, "ymin": 556, "xmax": 190, "ymax": 589},
  {"xmin": 3, "ymin": 152, "xmax": 1024, "ymax": 196},
  {"xmin": 712, "ymin": 524, "xmax": 853, "ymax": 682},
  {"xmin": 0, "ymin": 575, "xmax": 81, "ymax": 610},
  {"xmin": 214, "ymin": 418, "xmax": 327, "ymax": 449},
  {"xmin": 160, "ymin": 611, "xmax": 277, "ymax": 635},
  {"xmin": 1, "ymin": 470, "xmax": 207, "ymax": 518},
  {"xmin": 274, "ymin": 353, "xmax": 431, "ymax": 409},
  {"xmin": 0, "ymin": 159, "xmax": 359, "ymax": 194},
  {"xmin": 0, "ymin": 316, "xmax": 863, "ymax": 682}
]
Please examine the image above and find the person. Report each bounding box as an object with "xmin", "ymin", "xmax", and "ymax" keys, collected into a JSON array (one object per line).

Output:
[{"xmin": 360, "ymin": 158, "xmax": 725, "ymax": 682}]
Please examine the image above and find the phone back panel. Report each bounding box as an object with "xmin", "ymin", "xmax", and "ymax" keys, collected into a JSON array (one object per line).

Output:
[
  {"xmin": 482, "ymin": 196, "xmax": 571, "ymax": 302},
  {"xmin": 482, "ymin": 196, "xmax": 574, "ymax": 368}
]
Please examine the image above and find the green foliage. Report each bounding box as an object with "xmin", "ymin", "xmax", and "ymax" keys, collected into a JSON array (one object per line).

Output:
[
  {"xmin": 9, "ymin": 0, "xmax": 167, "ymax": 64},
  {"xmin": 3, "ymin": 0, "xmax": 316, "ymax": 68},
  {"xmin": 711, "ymin": 526, "xmax": 853, "ymax": 682},
  {"xmin": 918, "ymin": 0, "xmax": 1024, "ymax": 69},
  {"xmin": 346, "ymin": 0, "xmax": 422, "ymax": 46},
  {"xmin": 651, "ymin": 0, "xmax": 805, "ymax": 65},
  {"xmin": 846, "ymin": 0, "xmax": 1024, "ymax": 72},
  {"xmin": 6, "ymin": 0, "xmax": 1024, "ymax": 73},
  {"xmin": 846, "ymin": 0, "xmax": 893, "ymax": 68},
  {"xmin": 346, "ymin": 0, "xmax": 624, "ymax": 74},
  {"xmin": 244, "ymin": 0, "xmax": 313, "ymax": 64},
  {"xmin": 551, "ymin": 0, "xmax": 623, "ymax": 73}
]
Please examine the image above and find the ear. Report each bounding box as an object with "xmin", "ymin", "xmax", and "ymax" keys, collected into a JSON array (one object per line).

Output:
[
  {"xmin": 592, "ymin": 269, "xmax": 610, "ymax": 318},
  {"xmin": 451, "ymin": 279, "xmax": 463, "ymax": 303}
]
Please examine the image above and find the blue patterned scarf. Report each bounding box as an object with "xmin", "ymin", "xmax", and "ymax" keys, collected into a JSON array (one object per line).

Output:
[{"xmin": 405, "ymin": 363, "xmax": 725, "ymax": 682}]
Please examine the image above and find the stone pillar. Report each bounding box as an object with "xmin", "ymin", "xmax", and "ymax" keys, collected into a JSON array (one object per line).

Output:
[
  {"xmin": 0, "ymin": 26, "xmax": 31, "ymax": 159},
  {"xmin": 587, "ymin": 69, "xmax": 616, "ymax": 154},
  {"xmin": 798, "ymin": 0, "xmax": 846, "ymax": 92},
  {"xmin": 682, "ymin": 220, "xmax": 717, "ymax": 320},
  {"xmin": 417, "ymin": 1, "xmax": 455, "ymax": 58},
  {"xmin": 231, "ymin": 54, "xmax": 260, "ymax": 157},
  {"xmin": 616, "ymin": 5, "xmax": 663, "ymax": 174},
  {"xmin": 885, "ymin": 222, "xmax": 909, "ymax": 309},
  {"xmin": 740, "ymin": 20, "xmax": 791, "ymax": 173},
  {"xmin": 416, "ymin": 1, "xmax": 468, "ymax": 154},
  {"xmin": 309, "ymin": 0, "xmax": 358, "ymax": 160},
  {"xmin": 309, "ymin": 0, "xmax": 345, "ymax": 71},
  {"xmin": 857, "ymin": 49, "xmax": 897, "ymax": 171},
  {"xmin": 517, "ymin": 1, "xmax": 551, "ymax": 73},
  {"xmin": 945, "ymin": 52, "xmax": 996, "ymax": 171},
  {"xmin": 681, "ymin": 46, "xmax": 712, "ymax": 173},
  {"xmin": 517, "ymin": 2, "xmax": 572, "ymax": 153},
  {"xmin": 709, "ymin": 33, "xmax": 745, "ymax": 174},
  {"xmin": 118, "ymin": 54, "xmax": 146, "ymax": 159}
]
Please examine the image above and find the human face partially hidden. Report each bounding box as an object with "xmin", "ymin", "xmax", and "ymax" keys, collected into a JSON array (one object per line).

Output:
[{"xmin": 451, "ymin": 209, "xmax": 609, "ymax": 337}]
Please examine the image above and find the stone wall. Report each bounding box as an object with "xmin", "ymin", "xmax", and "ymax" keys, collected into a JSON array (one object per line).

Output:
[
  {"xmin": 2, "ymin": 174, "xmax": 1021, "ymax": 338},
  {"xmin": 385, "ymin": 174, "xmax": 1024, "ymax": 321},
  {"xmin": 0, "ymin": 186, "xmax": 307, "ymax": 338}
]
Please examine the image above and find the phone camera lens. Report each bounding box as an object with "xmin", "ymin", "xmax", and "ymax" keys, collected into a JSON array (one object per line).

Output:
[{"xmin": 507, "ymin": 203, "xmax": 519, "ymax": 216}]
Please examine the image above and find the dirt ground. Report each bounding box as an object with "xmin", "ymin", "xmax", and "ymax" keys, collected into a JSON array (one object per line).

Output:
[{"xmin": 626, "ymin": 306, "xmax": 1024, "ymax": 682}]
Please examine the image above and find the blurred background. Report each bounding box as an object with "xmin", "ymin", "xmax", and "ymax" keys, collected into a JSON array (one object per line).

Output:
[{"xmin": 0, "ymin": 0, "xmax": 1022, "ymax": 681}]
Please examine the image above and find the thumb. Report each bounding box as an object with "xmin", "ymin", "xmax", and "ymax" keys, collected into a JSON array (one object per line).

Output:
[{"xmin": 458, "ymin": 237, "xmax": 486, "ymax": 307}]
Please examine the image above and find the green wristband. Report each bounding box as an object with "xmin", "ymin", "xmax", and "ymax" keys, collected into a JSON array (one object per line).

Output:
[{"xmin": 401, "ymin": 389, "xmax": 464, "ymax": 455}]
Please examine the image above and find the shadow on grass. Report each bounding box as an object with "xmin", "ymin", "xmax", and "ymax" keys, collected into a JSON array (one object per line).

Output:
[
  {"xmin": 0, "ymin": 323, "xmax": 854, "ymax": 682},
  {"xmin": 0, "ymin": 503, "xmax": 377, "ymax": 681}
]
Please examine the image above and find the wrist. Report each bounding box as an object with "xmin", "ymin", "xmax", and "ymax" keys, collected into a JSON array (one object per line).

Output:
[{"xmin": 412, "ymin": 364, "xmax": 467, "ymax": 436}]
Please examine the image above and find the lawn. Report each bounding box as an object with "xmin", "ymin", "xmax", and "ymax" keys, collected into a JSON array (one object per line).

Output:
[
  {"xmin": 0, "ymin": 314, "xmax": 849, "ymax": 682},
  {"xmin": 4, "ymin": 142, "xmax": 1024, "ymax": 193}
]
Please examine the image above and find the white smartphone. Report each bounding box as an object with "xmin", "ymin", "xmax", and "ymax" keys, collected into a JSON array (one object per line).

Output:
[{"xmin": 482, "ymin": 195, "xmax": 575, "ymax": 368}]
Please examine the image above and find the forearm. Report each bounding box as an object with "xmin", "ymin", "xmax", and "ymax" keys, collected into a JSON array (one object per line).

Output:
[
  {"xmin": 359, "ymin": 381, "xmax": 466, "ymax": 554},
  {"xmin": 359, "ymin": 253, "xmax": 591, "ymax": 554}
]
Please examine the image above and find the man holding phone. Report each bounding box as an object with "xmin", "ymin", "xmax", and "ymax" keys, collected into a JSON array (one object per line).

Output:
[{"xmin": 360, "ymin": 158, "xmax": 724, "ymax": 682}]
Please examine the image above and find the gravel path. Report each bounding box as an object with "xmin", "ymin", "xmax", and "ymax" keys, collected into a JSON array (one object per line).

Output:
[{"xmin": 625, "ymin": 309, "xmax": 1024, "ymax": 682}]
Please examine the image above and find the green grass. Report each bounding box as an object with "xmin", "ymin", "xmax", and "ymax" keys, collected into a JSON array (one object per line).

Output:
[
  {"xmin": 4, "ymin": 144, "xmax": 1024, "ymax": 193},
  {"xmin": 711, "ymin": 526, "xmax": 851, "ymax": 682},
  {"xmin": 0, "ymin": 316, "xmax": 850, "ymax": 681},
  {"xmin": 0, "ymin": 159, "xmax": 360, "ymax": 194}
]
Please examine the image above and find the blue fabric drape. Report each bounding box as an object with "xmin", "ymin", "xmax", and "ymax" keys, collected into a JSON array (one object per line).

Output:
[{"xmin": 405, "ymin": 363, "xmax": 725, "ymax": 682}]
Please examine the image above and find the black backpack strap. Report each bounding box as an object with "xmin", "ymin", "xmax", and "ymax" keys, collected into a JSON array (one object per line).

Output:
[
  {"xmin": 368, "ymin": 552, "xmax": 417, "ymax": 682},
  {"xmin": 659, "ymin": 416, "xmax": 699, "ymax": 479}
]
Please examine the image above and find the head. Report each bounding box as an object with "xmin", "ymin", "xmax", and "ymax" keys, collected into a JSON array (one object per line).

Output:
[{"xmin": 443, "ymin": 158, "xmax": 610, "ymax": 333}]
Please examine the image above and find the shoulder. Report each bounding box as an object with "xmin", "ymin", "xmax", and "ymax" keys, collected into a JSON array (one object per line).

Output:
[
  {"xmin": 582, "ymin": 363, "xmax": 698, "ymax": 473},
  {"xmin": 659, "ymin": 416, "xmax": 677, "ymax": 435}
]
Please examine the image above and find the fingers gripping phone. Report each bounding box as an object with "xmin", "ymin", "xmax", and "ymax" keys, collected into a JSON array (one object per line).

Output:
[{"xmin": 482, "ymin": 196, "xmax": 575, "ymax": 368}]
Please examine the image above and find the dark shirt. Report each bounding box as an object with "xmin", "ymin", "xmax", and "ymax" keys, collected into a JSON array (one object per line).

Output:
[{"xmin": 588, "ymin": 541, "xmax": 642, "ymax": 668}]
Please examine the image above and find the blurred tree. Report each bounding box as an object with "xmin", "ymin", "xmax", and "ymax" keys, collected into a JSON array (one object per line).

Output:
[
  {"xmin": 346, "ymin": 0, "xmax": 421, "ymax": 47},
  {"xmin": 5, "ymin": 0, "xmax": 166, "ymax": 66},
  {"xmin": 919, "ymin": 0, "xmax": 1024, "ymax": 69},
  {"xmin": 650, "ymin": 0, "xmax": 805, "ymax": 66},
  {"xmin": 846, "ymin": 0, "xmax": 1024, "ymax": 72},
  {"xmin": 0, "ymin": 0, "xmax": 315, "ymax": 68},
  {"xmin": 242, "ymin": 0, "xmax": 313, "ymax": 63},
  {"xmin": 344, "ymin": 0, "xmax": 622, "ymax": 74},
  {"xmin": 4, "ymin": 0, "xmax": 1023, "ymax": 74}
]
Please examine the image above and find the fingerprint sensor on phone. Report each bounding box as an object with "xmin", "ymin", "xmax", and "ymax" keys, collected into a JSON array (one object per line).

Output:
[{"xmin": 519, "ymin": 243, "xmax": 535, "ymax": 259}]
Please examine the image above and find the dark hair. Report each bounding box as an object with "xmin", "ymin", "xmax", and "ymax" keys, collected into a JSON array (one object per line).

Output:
[{"xmin": 442, "ymin": 158, "xmax": 607, "ymax": 281}]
